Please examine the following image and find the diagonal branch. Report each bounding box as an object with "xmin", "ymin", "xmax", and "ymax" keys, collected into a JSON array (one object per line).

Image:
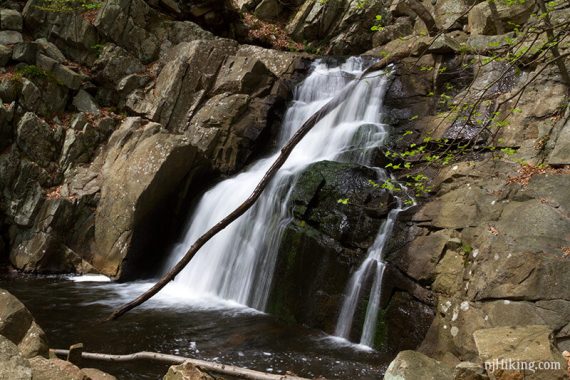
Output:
[{"xmin": 106, "ymin": 52, "xmax": 411, "ymax": 321}]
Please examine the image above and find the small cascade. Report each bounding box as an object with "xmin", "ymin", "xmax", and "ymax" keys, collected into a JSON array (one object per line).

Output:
[
  {"xmin": 162, "ymin": 57, "xmax": 394, "ymax": 326},
  {"xmin": 334, "ymin": 202, "xmax": 404, "ymax": 347}
]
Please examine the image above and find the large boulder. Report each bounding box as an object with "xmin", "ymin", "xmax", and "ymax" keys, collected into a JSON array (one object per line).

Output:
[
  {"xmin": 267, "ymin": 161, "xmax": 395, "ymax": 332},
  {"xmin": 473, "ymin": 325, "xmax": 567, "ymax": 380},
  {"xmin": 384, "ymin": 350, "xmax": 454, "ymax": 380},
  {"xmin": 93, "ymin": 117, "xmax": 208, "ymax": 278},
  {"xmin": 0, "ymin": 289, "xmax": 48, "ymax": 358}
]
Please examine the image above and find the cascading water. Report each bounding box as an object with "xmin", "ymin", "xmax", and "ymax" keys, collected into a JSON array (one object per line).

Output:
[
  {"xmin": 164, "ymin": 57, "xmax": 394, "ymax": 337},
  {"xmin": 334, "ymin": 202, "xmax": 404, "ymax": 348}
]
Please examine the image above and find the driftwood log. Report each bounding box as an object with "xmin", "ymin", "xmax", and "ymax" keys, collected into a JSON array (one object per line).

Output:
[{"xmin": 52, "ymin": 348, "xmax": 312, "ymax": 380}]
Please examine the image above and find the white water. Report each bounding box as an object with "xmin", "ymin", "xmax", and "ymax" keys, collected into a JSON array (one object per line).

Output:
[
  {"xmin": 334, "ymin": 202, "xmax": 404, "ymax": 347},
  {"xmin": 163, "ymin": 58, "xmax": 392, "ymax": 339}
]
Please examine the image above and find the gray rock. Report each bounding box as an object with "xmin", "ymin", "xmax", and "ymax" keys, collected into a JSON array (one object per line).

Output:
[
  {"xmin": 473, "ymin": 325, "xmax": 567, "ymax": 379},
  {"xmin": 384, "ymin": 350, "xmax": 454, "ymax": 380},
  {"xmin": 0, "ymin": 9, "xmax": 23, "ymax": 31},
  {"xmin": 0, "ymin": 289, "xmax": 33, "ymax": 345},
  {"xmin": 72, "ymin": 90, "xmax": 100, "ymax": 114},
  {"xmin": 94, "ymin": 0, "xmax": 161, "ymax": 63},
  {"xmin": 0, "ymin": 30, "xmax": 23, "ymax": 44},
  {"xmin": 29, "ymin": 356, "xmax": 87, "ymax": 380},
  {"xmin": 126, "ymin": 39, "xmax": 238, "ymax": 131},
  {"xmin": 22, "ymin": 0, "xmax": 99, "ymax": 64},
  {"xmin": 549, "ymin": 118, "xmax": 570, "ymax": 165},
  {"xmin": 93, "ymin": 117, "xmax": 206, "ymax": 278},
  {"xmin": 34, "ymin": 38, "xmax": 66, "ymax": 63},
  {"xmin": 82, "ymin": 368, "xmax": 117, "ymax": 380},
  {"xmin": 0, "ymin": 336, "xmax": 32, "ymax": 380},
  {"xmin": 0, "ymin": 44, "xmax": 11, "ymax": 66},
  {"xmin": 372, "ymin": 18, "xmax": 414, "ymax": 47},
  {"xmin": 254, "ymin": 0, "xmax": 282, "ymax": 20},
  {"xmin": 52, "ymin": 64, "xmax": 84, "ymax": 90},
  {"xmin": 212, "ymin": 55, "xmax": 274, "ymax": 96},
  {"xmin": 468, "ymin": 0, "xmax": 536, "ymax": 35},
  {"xmin": 16, "ymin": 112, "xmax": 64, "ymax": 166},
  {"xmin": 93, "ymin": 43, "xmax": 144, "ymax": 85},
  {"xmin": 12, "ymin": 43, "xmax": 38, "ymax": 64},
  {"xmin": 454, "ymin": 362, "xmax": 489, "ymax": 380},
  {"xmin": 18, "ymin": 322, "xmax": 48, "ymax": 359}
]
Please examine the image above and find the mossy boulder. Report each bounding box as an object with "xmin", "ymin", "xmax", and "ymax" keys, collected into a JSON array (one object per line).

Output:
[{"xmin": 267, "ymin": 160, "xmax": 395, "ymax": 332}]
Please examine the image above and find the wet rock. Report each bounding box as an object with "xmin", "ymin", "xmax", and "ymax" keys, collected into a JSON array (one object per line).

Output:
[
  {"xmin": 0, "ymin": 335, "xmax": 32, "ymax": 380},
  {"xmin": 0, "ymin": 289, "xmax": 48, "ymax": 358},
  {"xmin": 268, "ymin": 161, "xmax": 395, "ymax": 331},
  {"xmin": 0, "ymin": 289, "xmax": 33, "ymax": 344},
  {"xmin": 18, "ymin": 322, "xmax": 48, "ymax": 359},
  {"xmin": 384, "ymin": 350, "xmax": 454, "ymax": 380},
  {"xmin": 0, "ymin": 9, "xmax": 23, "ymax": 31},
  {"xmin": 163, "ymin": 361, "xmax": 214, "ymax": 380}
]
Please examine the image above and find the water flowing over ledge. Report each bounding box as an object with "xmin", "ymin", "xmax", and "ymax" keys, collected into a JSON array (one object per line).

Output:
[{"xmin": 162, "ymin": 57, "xmax": 396, "ymax": 346}]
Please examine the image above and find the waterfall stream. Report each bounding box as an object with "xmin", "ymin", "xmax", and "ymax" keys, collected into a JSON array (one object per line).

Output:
[{"xmin": 163, "ymin": 57, "xmax": 395, "ymax": 347}]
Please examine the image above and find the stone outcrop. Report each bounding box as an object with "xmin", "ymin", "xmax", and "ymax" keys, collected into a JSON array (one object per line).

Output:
[
  {"xmin": 0, "ymin": 289, "xmax": 48, "ymax": 359},
  {"xmin": 0, "ymin": 288, "xmax": 116, "ymax": 379},
  {"xmin": 1, "ymin": 1, "xmax": 306, "ymax": 279}
]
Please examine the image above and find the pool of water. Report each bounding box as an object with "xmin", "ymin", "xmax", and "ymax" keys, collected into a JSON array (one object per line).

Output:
[{"xmin": 0, "ymin": 275, "xmax": 391, "ymax": 379}]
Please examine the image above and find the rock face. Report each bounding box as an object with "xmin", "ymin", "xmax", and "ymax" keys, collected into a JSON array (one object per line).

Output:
[
  {"xmin": 1, "ymin": 1, "xmax": 306, "ymax": 279},
  {"xmin": 93, "ymin": 118, "xmax": 207, "ymax": 278}
]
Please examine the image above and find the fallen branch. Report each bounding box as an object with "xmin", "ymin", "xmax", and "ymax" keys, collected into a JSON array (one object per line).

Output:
[
  {"xmin": 51, "ymin": 349, "xmax": 311, "ymax": 380},
  {"xmin": 107, "ymin": 50, "xmax": 413, "ymax": 321}
]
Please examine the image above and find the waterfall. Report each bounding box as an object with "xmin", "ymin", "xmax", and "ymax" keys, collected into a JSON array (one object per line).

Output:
[
  {"xmin": 334, "ymin": 202, "xmax": 404, "ymax": 347},
  {"xmin": 163, "ymin": 57, "xmax": 392, "ymax": 326}
]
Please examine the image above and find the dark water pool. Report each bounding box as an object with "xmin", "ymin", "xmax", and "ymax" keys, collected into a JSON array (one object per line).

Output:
[{"xmin": 0, "ymin": 276, "xmax": 390, "ymax": 379}]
